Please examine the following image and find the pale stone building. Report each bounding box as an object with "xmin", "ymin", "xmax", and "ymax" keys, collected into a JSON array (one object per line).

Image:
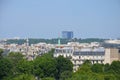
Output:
[
  {"xmin": 54, "ymin": 46, "xmax": 120, "ymax": 71},
  {"xmin": 104, "ymin": 48, "xmax": 120, "ymax": 64}
]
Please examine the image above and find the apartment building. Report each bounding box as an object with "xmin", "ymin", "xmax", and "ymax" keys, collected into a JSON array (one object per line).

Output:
[
  {"xmin": 54, "ymin": 47, "xmax": 105, "ymax": 71},
  {"xmin": 104, "ymin": 48, "xmax": 120, "ymax": 64},
  {"xmin": 54, "ymin": 44, "xmax": 120, "ymax": 71}
]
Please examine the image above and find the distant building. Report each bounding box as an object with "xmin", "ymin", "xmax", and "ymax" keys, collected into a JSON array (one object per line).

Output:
[
  {"xmin": 54, "ymin": 43, "xmax": 120, "ymax": 71},
  {"xmin": 62, "ymin": 31, "xmax": 73, "ymax": 39},
  {"xmin": 104, "ymin": 48, "xmax": 120, "ymax": 64},
  {"xmin": 54, "ymin": 47, "xmax": 105, "ymax": 71},
  {"xmin": 105, "ymin": 39, "xmax": 120, "ymax": 44}
]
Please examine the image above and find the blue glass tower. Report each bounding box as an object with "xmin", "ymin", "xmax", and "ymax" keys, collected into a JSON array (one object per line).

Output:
[{"xmin": 62, "ymin": 31, "xmax": 73, "ymax": 39}]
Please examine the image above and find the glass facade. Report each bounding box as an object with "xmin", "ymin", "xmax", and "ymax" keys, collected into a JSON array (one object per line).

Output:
[{"xmin": 62, "ymin": 31, "xmax": 73, "ymax": 39}]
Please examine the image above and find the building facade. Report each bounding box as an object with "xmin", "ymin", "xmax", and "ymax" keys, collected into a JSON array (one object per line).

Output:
[
  {"xmin": 104, "ymin": 48, "xmax": 120, "ymax": 64},
  {"xmin": 54, "ymin": 47, "xmax": 105, "ymax": 71},
  {"xmin": 54, "ymin": 44, "xmax": 120, "ymax": 71},
  {"xmin": 62, "ymin": 31, "xmax": 73, "ymax": 39}
]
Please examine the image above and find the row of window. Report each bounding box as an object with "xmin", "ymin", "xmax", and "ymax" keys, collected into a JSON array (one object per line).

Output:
[
  {"xmin": 73, "ymin": 60, "xmax": 104, "ymax": 64},
  {"xmin": 55, "ymin": 49, "xmax": 73, "ymax": 53},
  {"xmin": 73, "ymin": 51, "xmax": 105, "ymax": 55},
  {"xmin": 76, "ymin": 56, "xmax": 104, "ymax": 58}
]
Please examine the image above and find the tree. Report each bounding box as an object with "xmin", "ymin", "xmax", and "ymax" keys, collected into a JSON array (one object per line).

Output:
[
  {"xmin": 7, "ymin": 52, "xmax": 24, "ymax": 63},
  {"xmin": 16, "ymin": 59, "xmax": 34, "ymax": 74},
  {"xmin": 41, "ymin": 77, "xmax": 55, "ymax": 80},
  {"xmin": 78, "ymin": 60, "xmax": 92, "ymax": 73},
  {"xmin": 0, "ymin": 58, "xmax": 13, "ymax": 79},
  {"xmin": 3, "ymin": 74, "xmax": 36, "ymax": 80},
  {"xmin": 91, "ymin": 63, "xmax": 104, "ymax": 73},
  {"xmin": 110, "ymin": 61, "xmax": 120, "ymax": 74},
  {"xmin": 7, "ymin": 52, "xmax": 24, "ymax": 74},
  {"xmin": 68, "ymin": 70, "xmax": 103, "ymax": 80},
  {"xmin": 110, "ymin": 61, "xmax": 120, "ymax": 79},
  {"xmin": 104, "ymin": 63, "xmax": 111, "ymax": 73},
  {"xmin": 68, "ymin": 60, "xmax": 118, "ymax": 80},
  {"xmin": 0, "ymin": 49, "xmax": 3, "ymax": 58},
  {"xmin": 68, "ymin": 60, "xmax": 104, "ymax": 80},
  {"xmin": 60, "ymin": 71, "xmax": 72, "ymax": 80},
  {"xmin": 33, "ymin": 53, "xmax": 57, "ymax": 79},
  {"xmin": 55, "ymin": 56, "xmax": 73, "ymax": 80},
  {"xmin": 83, "ymin": 60, "xmax": 92, "ymax": 65},
  {"xmin": 103, "ymin": 74, "xmax": 116, "ymax": 80}
]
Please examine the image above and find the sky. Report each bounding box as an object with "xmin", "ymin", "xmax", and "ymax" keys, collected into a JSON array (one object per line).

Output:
[{"xmin": 0, "ymin": 0, "xmax": 120, "ymax": 39}]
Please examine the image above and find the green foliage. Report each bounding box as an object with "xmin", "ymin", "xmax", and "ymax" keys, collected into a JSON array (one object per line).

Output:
[
  {"xmin": 55, "ymin": 56, "xmax": 73, "ymax": 79},
  {"xmin": 17, "ymin": 59, "xmax": 34, "ymax": 74},
  {"xmin": 0, "ymin": 58, "xmax": 13, "ymax": 79},
  {"xmin": 6, "ymin": 39, "xmax": 26, "ymax": 45},
  {"xmin": 110, "ymin": 61, "xmax": 120, "ymax": 79},
  {"xmin": 110, "ymin": 61, "xmax": 120, "ymax": 74},
  {"xmin": 6, "ymin": 38, "xmax": 105, "ymax": 45},
  {"xmin": 3, "ymin": 74, "xmax": 36, "ymax": 80},
  {"xmin": 7, "ymin": 52, "xmax": 24, "ymax": 64},
  {"xmin": 0, "ymin": 49, "xmax": 3, "ymax": 58},
  {"xmin": 41, "ymin": 77, "xmax": 55, "ymax": 80},
  {"xmin": 104, "ymin": 63, "xmax": 110, "ymax": 73},
  {"xmin": 0, "ymin": 49, "xmax": 3, "ymax": 54},
  {"xmin": 33, "ymin": 52, "xmax": 73, "ymax": 80},
  {"xmin": 33, "ymin": 53, "xmax": 57, "ymax": 78},
  {"xmin": 6, "ymin": 52, "xmax": 24, "ymax": 74},
  {"xmin": 103, "ymin": 74, "xmax": 116, "ymax": 80},
  {"xmin": 13, "ymin": 74, "xmax": 35, "ymax": 80},
  {"xmin": 91, "ymin": 63, "xmax": 104, "ymax": 73},
  {"xmin": 83, "ymin": 60, "xmax": 92, "ymax": 66},
  {"xmin": 1, "ymin": 49, "xmax": 120, "ymax": 80},
  {"xmin": 77, "ymin": 60, "xmax": 92, "ymax": 73},
  {"xmin": 68, "ymin": 60, "xmax": 119, "ymax": 80},
  {"xmin": 60, "ymin": 71, "xmax": 72, "ymax": 80},
  {"xmin": 42, "ymin": 49, "xmax": 55, "ymax": 58},
  {"xmin": 73, "ymin": 73, "xmax": 102, "ymax": 80}
]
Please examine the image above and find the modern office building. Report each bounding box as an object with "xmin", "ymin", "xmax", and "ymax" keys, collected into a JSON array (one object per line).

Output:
[{"xmin": 62, "ymin": 31, "xmax": 73, "ymax": 39}]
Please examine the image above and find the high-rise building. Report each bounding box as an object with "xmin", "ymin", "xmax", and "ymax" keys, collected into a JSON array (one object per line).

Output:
[{"xmin": 62, "ymin": 31, "xmax": 73, "ymax": 39}]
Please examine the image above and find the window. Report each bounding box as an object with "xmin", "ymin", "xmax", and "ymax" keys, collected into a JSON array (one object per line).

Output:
[
  {"xmin": 119, "ymin": 49, "xmax": 120, "ymax": 53},
  {"xmin": 96, "ymin": 60, "xmax": 98, "ymax": 63},
  {"xmin": 93, "ymin": 61, "xmax": 94, "ymax": 64},
  {"xmin": 101, "ymin": 61, "xmax": 103, "ymax": 63},
  {"xmin": 74, "ymin": 60, "xmax": 76, "ymax": 64}
]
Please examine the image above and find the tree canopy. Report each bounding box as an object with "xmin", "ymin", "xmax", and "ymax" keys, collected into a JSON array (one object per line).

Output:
[
  {"xmin": 0, "ymin": 58, "xmax": 13, "ymax": 79},
  {"xmin": 0, "ymin": 48, "xmax": 4, "ymax": 58},
  {"xmin": 0, "ymin": 48, "xmax": 120, "ymax": 80}
]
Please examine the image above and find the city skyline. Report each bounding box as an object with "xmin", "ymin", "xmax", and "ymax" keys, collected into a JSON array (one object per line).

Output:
[{"xmin": 0, "ymin": 0, "xmax": 120, "ymax": 39}]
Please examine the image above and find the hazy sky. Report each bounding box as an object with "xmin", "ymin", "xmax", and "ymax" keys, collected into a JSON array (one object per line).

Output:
[{"xmin": 0, "ymin": 0, "xmax": 120, "ymax": 39}]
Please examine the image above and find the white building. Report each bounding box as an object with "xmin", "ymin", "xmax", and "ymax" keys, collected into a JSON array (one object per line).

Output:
[
  {"xmin": 54, "ymin": 46, "xmax": 105, "ymax": 71},
  {"xmin": 54, "ymin": 42, "xmax": 120, "ymax": 71}
]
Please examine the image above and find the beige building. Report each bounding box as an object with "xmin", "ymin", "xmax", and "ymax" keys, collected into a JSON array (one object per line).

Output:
[
  {"xmin": 104, "ymin": 48, "xmax": 120, "ymax": 64},
  {"xmin": 54, "ymin": 47, "xmax": 105, "ymax": 71},
  {"xmin": 72, "ymin": 47, "xmax": 105, "ymax": 71},
  {"xmin": 54, "ymin": 46, "xmax": 120, "ymax": 71}
]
